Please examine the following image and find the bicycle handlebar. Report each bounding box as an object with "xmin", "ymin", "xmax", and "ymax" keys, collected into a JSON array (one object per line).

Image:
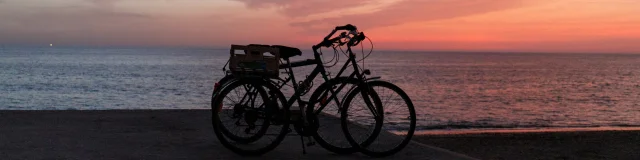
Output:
[
  {"xmin": 348, "ymin": 32, "xmax": 366, "ymax": 46},
  {"xmin": 314, "ymin": 24, "xmax": 359, "ymax": 50}
]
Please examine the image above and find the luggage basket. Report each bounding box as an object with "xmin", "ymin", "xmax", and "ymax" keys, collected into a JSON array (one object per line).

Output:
[{"xmin": 228, "ymin": 44, "xmax": 280, "ymax": 78}]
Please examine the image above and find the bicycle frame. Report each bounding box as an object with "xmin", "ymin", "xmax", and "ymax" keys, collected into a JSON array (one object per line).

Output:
[{"xmin": 278, "ymin": 45, "xmax": 380, "ymax": 121}]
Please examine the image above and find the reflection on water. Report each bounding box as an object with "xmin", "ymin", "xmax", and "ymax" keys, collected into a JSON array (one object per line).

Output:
[
  {"xmin": 1, "ymin": 47, "xmax": 639, "ymax": 131},
  {"xmin": 367, "ymin": 52, "xmax": 640, "ymax": 130}
]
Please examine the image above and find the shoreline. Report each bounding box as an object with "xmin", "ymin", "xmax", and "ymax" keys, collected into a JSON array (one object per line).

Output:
[
  {"xmin": 4, "ymin": 109, "xmax": 640, "ymax": 135},
  {"xmin": 411, "ymin": 126, "xmax": 640, "ymax": 135},
  {"xmin": 414, "ymin": 130, "xmax": 640, "ymax": 160}
]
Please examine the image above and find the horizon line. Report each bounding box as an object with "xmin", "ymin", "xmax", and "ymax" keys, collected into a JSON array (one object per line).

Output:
[{"xmin": 1, "ymin": 44, "xmax": 638, "ymax": 55}]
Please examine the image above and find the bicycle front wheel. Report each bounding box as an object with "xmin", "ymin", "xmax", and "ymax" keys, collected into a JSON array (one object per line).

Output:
[
  {"xmin": 305, "ymin": 77, "xmax": 361, "ymax": 154},
  {"xmin": 341, "ymin": 80, "xmax": 416, "ymax": 157}
]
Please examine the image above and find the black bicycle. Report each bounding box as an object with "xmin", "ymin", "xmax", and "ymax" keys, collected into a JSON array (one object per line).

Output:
[{"xmin": 211, "ymin": 24, "xmax": 416, "ymax": 157}]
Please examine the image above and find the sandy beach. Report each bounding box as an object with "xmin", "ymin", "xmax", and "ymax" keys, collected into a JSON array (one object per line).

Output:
[
  {"xmin": 414, "ymin": 130, "xmax": 640, "ymax": 160},
  {"xmin": 2, "ymin": 109, "xmax": 639, "ymax": 160},
  {"xmin": 0, "ymin": 109, "xmax": 476, "ymax": 160}
]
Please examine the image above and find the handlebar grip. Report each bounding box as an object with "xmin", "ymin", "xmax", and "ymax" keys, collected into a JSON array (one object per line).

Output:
[
  {"xmin": 335, "ymin": 24, "xmax": 357, "ymax": 31},
  {"xmin": 356, "ymin": 32, "xmax": 366, "ymax": 42}
]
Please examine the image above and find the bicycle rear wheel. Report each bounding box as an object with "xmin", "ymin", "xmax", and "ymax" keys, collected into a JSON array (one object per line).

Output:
[
  {"xmin": 341, "ymin": 80, "xmax": 416, "ymax": 157},
  {"xmin": 211, "ymin": 78, "xmax": 289, "ymax": 156}
]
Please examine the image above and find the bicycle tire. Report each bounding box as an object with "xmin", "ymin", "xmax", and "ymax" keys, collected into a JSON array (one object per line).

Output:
[
  {"xmin": 214, "ymin": 76, "xmax": 271, "ymax": 144},
  {"xmin": 211, "ymin": 77, "xmax": 290, "ymax": 156},
  {"xmin": 341, "ymin": 80, "xmax": 416, "ymax": 157},
  {"xmin": 305, "ymin": 77, "xmax": 367, "ymax": 154},
  {"xmin": 212, "ymin": 75, "xmax": 288, "ymax": 143}
]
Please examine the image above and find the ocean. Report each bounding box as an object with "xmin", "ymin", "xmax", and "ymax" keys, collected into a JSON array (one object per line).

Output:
[{"xmin": 2, "ymin": 46, "xmax": 640, "ymax": 131}]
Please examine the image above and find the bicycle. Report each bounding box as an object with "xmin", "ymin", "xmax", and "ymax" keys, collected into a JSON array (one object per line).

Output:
[
  {"xmin": 211, "ymin": 24, "xmax": 416, "ymax": 157},
  {"xmin": 211, "ymin": 24, "xmax": 375, "ymax": 155}
]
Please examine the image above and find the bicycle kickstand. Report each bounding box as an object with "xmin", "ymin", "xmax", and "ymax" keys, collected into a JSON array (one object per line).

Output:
[{"xmin": 300, "ymin": 135, "xmax": 307, "ymax": 154}]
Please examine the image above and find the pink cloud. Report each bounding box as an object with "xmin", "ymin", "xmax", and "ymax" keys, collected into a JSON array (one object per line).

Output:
[
  {"xmin": 290, "ymin": 0, "xmax": 531, "ymax": 30},
  {"xmin": 233, "ymin": 0, "xmax": 369, "ymax": 17}
]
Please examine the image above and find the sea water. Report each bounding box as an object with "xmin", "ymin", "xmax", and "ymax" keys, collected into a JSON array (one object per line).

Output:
[{"xmin": 1, "ymin": 46, "xmax": 639, "ymax": 131}]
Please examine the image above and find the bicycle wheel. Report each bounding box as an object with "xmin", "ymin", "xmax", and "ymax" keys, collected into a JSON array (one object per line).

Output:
[
  {"xmin": 211, "ymin": 78, "xmax": 289, "ymax": 156},
  {"xmin": 341, "ymin": 80, "xmax": 416, "ymax": 157},
  {"xmin": 305, "ymin": 77, "xmax": 362, "ymax": 154},
  {"xmin": 213, "ymin": 75, "xmax": 235, "ymax": 94},
  {"xmin": 212, "ymin": 75, "xmax": 288, "ymax": 143}
]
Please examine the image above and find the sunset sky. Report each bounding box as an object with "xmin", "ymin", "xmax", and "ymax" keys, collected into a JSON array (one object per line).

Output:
[{"xmin": 1, "ymin": 0, "xmax": 639, "ymax": 53}]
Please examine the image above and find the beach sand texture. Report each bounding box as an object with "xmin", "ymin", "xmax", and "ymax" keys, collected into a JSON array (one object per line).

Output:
[{"xmin": 0, "ymin": 110, "xmax": 476, "ymax": 160}]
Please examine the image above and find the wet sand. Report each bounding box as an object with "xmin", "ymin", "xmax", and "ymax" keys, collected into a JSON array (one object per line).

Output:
[{"xmin": 414, "ymin": 130, "xmax": 640, "ymax": 160}]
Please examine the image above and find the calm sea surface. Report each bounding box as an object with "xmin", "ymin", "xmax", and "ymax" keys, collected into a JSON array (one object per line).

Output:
[{"xmin": 2, "ymin": 46, "xmax": 640, "ymax": 130}]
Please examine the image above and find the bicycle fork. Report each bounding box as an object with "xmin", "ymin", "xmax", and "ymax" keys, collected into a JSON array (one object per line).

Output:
[{"xmin": 358, "ymin": 82, "xmax": 384, "ymax": 125}]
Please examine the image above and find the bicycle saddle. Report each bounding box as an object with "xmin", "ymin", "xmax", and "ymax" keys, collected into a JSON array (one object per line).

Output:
[
  {"xmin": 272, "ymin": 45, "xmax": 302, "ymax": 59},
  {"xmin": 248, "ymin": 44, "xmax": 301, "ymax": 59}
]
